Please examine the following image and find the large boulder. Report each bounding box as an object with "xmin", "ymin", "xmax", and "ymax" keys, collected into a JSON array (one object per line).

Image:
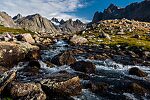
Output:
[
  {"xmin": 70, "ymin": 61, "xmax": 96, "ymax": 74},
  {"xmin": 41, "ymin": 71, "xmax": 82, "ymax": 98},
  {"xmin": 51, "ymin": 51, "xmax": 76, "ymax": 66},
  {"xmin": 9, "ymin": 82, "xmax": 46, "ymax": 100},
  {"xmin": 0, "ymin": 41, "xmax": 39, "ymax": 68},
  {"xmin": 16, "ymin": 33, "xmax": 35, "ymax": 44},
  {"xmin": 129, "ymin": 67, "xmax": 148, "ymax": 77},
  {"xmin": 70, "ymin": 35, "xmax": 88, "ymax": 45}
]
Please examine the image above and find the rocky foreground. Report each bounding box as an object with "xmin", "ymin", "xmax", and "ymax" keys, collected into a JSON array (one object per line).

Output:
[
  {"xmin": 0, "ymin": 27, "xmax": 149, "ymax": 99},
  {"xmin": 0, "ymin": 4, "xmax": 150, "ymax": 99}
]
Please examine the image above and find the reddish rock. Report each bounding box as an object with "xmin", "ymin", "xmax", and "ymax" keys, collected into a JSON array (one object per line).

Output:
[{"xmin": 51, "ymin": 51, "xmax": 76, "ymax": 66}]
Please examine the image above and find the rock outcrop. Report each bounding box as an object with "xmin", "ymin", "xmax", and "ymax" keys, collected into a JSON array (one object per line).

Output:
[
  {"xmin": 92, "ymin": 1, "xmax": 150, "ymax": 22},
  {"xmin": 15, "ymin": 14, "xmax": 59, "ymax": 33},
  {"xmin": 0, "ymin": 11, "xmax": 17, "ymax": 28}
]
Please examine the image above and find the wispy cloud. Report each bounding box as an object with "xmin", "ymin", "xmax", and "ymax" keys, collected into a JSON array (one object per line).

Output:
[{"xmin": 0, "ymin": 0, "xmax": 89, "ymax": 22}]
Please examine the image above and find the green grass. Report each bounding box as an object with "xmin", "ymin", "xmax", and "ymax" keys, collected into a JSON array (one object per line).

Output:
[
  {"xmin": 83, "ymin": 25, "xmax": 150, "ymax": 50},
  {"xmin": 88, "ymin": 35, "xmax": 150, "ymax": 50},
  {"xmin": 0, "ymin": 26, "xmax": 35, "ymax": 35}
]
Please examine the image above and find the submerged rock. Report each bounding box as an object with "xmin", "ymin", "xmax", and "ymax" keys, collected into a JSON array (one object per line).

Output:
[
  {"xmin": 70, "ymin": 61, "xmax": 96, "ymax": 74},
  {"xmin": 129, "ymin": 67, "xmax": 148, "ymax": 77},
  {"xmin": 0, "ymin": 71, "xmax": 16, "ymax": 93},
  {"xmin": 0, "ymin": 41, "xmax": 39, "ymax": 68},
  {"xmin": 127, "ymin": 83, "xmax": 147, "ymax": 94},
  {"xmin": 51, "ymin": 51, "xmax": 76, "ymax": 66},
  {"xmin": 9, "ymin": 82, "xmax": 46, "ymax": 100},
  {"xmin": 90, "ymin": 82, "xmax": 109, "ymax": 93}
]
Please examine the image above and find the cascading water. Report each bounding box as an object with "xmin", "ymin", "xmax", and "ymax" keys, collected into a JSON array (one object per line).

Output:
[{"xmin": 14, "ymin": 40, "xmax": 150, "ymax": 100}]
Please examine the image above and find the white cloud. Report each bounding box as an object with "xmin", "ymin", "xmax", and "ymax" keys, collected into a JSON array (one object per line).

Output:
[{"xmin": 0, "ymin": 0, "xmax": 89, "ymax": 22}]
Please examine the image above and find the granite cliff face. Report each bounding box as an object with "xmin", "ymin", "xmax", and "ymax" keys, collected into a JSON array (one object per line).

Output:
[
  {"xmin": 92, "ymin": 0, "xmax": 150, "ymax": 23},
  {"xmin": 0, "ymin": 11, "xmax": 17, "ymax": 28},
  {"xmin": 15, "ymin": 14, "xmax": 58, "ymax": 34}
]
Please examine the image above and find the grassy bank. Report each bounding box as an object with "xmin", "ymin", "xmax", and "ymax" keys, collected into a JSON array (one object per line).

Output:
[{"xmin": 0, "ymin": 26, "xmax": 34, "ymax": 35}]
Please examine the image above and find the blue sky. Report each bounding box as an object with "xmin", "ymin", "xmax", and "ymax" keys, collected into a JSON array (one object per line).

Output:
[
  {"xmin": 75, "ymin": 0, "xmax": 143, "ymax": 21},
  {"xmin": 0, "ymin": 0, "xmax": 143, "ymax": 22}
]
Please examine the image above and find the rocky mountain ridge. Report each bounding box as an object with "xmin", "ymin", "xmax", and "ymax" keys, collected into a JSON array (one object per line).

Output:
[
  {"xmin": 51, "ymin": 18, "xmax": 86, "ymax": 34},
  {"xmin": 92, "ymin": 0, "xmax": 150, "ymax": 23},
  {"xmin": 15, "ymin": 14, "xmax": 59, "ymax": 34},
  {"xmin": 0, "ymin": 11, "xmax": 18, "ymax": 28}
]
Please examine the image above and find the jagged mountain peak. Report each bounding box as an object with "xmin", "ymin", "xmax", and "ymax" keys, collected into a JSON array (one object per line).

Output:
[
  {"xmin": 92, "ymin": 0, "xmax": 150, "ymax": 23},
  {"xmin": 13, "ymin": 13, "xmax": 22, "ymax": 22},
  {"xmin": 106, "ymin": 3, "xmax": 120, "ymax": 10},
  {"xmin": 15, "ymin": 13, "xmax": 59, "ymax": 33},
  {"xmin": 51, "ymin": 17, "xmax": 60, "ymax": 23}
]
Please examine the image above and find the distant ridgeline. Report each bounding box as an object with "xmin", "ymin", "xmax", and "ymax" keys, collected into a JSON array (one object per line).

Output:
[{"xmin": 92, "ymin": 0, "xmax": 150, "ymax": 23}]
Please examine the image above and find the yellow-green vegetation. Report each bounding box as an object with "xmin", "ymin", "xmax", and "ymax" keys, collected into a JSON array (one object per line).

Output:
[
  {"xmin": 82, "ymin": 19, "xmax": 150, "ymax": 50},
  {"xmin": 89, "ymin": 37, "xmax": 150, "ymax": 50},
  {"xmin": 0, "ymin": 26, "xmax": 35, "ymax": 35}
]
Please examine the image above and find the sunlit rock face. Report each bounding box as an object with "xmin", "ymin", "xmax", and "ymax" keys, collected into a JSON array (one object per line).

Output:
[{"xmin": 0, "ymin": 11, "xmax": 17, "ymax": 28}]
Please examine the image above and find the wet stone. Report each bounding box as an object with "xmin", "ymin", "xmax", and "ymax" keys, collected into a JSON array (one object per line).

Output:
[
  {"xmin": 127, "ymin": 83, "xmax": 147, "ymax": 94},
  {"xmin": 129, "ymin": 67, "xmax": 148, "ymax": 77},
  {"xmin": 51, "ymin": 51, "xmax": 76, "ymax": 66},
  {"xmin": 70, "ymin": 61, "xmax": 96, "ymax": 74},
  {"xmin": 40, "ymin": 71, "xmax": 82, "ymax": 97},
  {"xmin": 90, "ymin": 82, "xmax": 109, "ymax": 93}
]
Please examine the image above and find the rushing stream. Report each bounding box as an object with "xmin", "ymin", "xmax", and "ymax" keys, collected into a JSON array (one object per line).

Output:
[{"xmin": 13, "ymin": 40, "xmax": 150, "ymax": 100}]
